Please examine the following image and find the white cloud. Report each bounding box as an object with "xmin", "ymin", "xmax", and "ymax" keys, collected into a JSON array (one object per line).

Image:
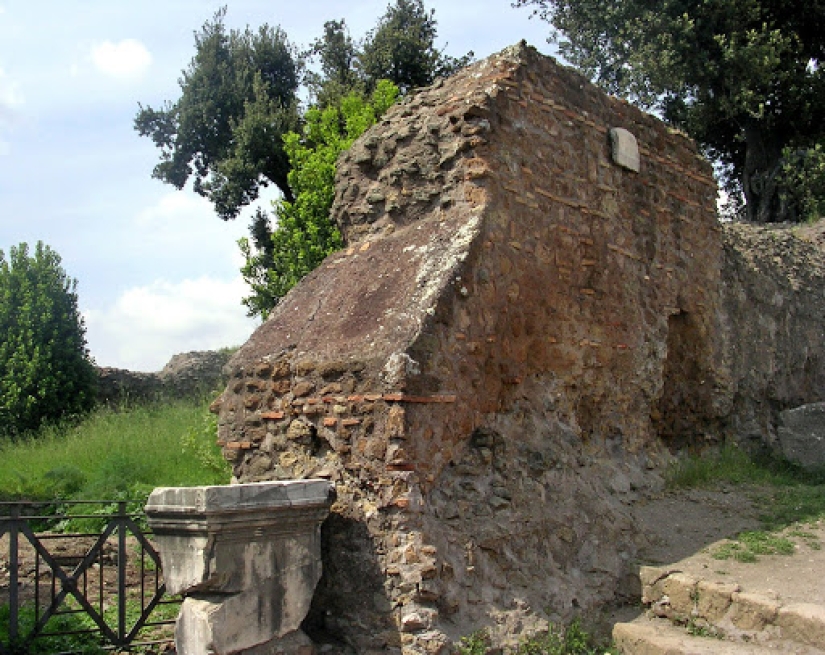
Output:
[
  {"xmin": 0, "ymin": 66, "xmax": 24, "ymax": 117},
  {"xmin": 135, "ymin": 191, "xmax": 215, "ymax": 230},
  {"xmin": 131, "ymin": 190, "xmax": 251, "ymax": 273},
  {"xmin": 0, "ymin": 66, "xmax": 23, "ymax": 156},
  {"xmin": 84, "ymin": 276, "xmax": 259, "ymax": 372},
  {"xmin": 90, "ymin": 39, "xmax": 151, "ymax": 80}
]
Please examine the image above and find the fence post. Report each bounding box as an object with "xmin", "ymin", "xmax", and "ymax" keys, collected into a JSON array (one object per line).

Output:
[
  {"xmin": 9, "ymin": 505, "xmax": 19, "ymax": 644},
  {"xmin": 117, "ymin": 500, "xmax": 127, "ymax": 645}
]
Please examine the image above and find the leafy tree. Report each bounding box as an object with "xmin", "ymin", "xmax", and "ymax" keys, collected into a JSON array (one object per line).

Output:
[
  {"xmin": 240, "ymin": 81, "xmax": 400, "ymax": 318},
  {"xmin": 305, "ymin": 20, "xmax": 364, "ymax": 109},
  {"xmin": 360, "ymin": 0, "xmax": 473, "ymax": 94},
  {"xmin": 0, "ymin": 243, "xmax": 97, "ymax": 438},
  {"xmin": 306, "ymin": 3, "xmax": 473, "ymax": 105},
  {"xmin": 515, "ymin": 0, "xmax": 825, "ymax": 222},
  {"xmin": 135, "ymin": 7, "xmax": 301, "ymax": 219}
]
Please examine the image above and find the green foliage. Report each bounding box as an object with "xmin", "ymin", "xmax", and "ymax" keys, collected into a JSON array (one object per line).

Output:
[
  {"xmin": 0, "ymin": 602, "xmax": 104, "ymax": 654},
  {"xmin": 0, "ymin": 595, "xmax": 180, "ymax": 654},
  {"xmin": 665, "ymin": 445, "xmax": 780, "ymax": 489},
  {"xmin": 458, "ymin": 629, "xmax": 491, "ymax": 655},
  {"xmin": 137, "ymin": 2, "xmax": 471, "ymax": 222},
  {"xmin": 458, "ymin": 620, "xmax": 615, "ymax": 655},
  {"xmin": 666, "ymin": 444, "xmax": 825, "ymax": 492},
  {"xmin": 666, "ymin": 444, "xmax": 825, "ymax": 556},
  {"xmin": 0, "ymin": 242, "xmax": 97, "ymax": 439},
  {"xmin": 305, "ymin": 20, "xmax": 364, "ymax": 108},
  {"xmin": 240, "ymin": 80, "xmax": 399, "ymax": 317},
  {"xmin": 712, "ymin": 531, "xmax": 795, "ymax": 563},
  {"xmin": 515, "ymin": 619, "xmax": 616, "ymax": 654},
  {"xmin": 516, "ymin": 0, "xmax": 825, "ymax": 222},
  {"xmin": 306, "ymin": 3, "xmax": 473, "ymax": 107},
  {"xmin": 0, "ymin": 396, "xmax": 229, "ymax": 503},
  {"xmin": 780, "ymin": 145, "xmax": 825, "ymax": 222},
  {"xmin": 135, "ymin": 7, "xmax": 301, "ymax": 219},
  {"xmin": 360, "ymin": 0, "xmax": 473, "ymax": 94},
  {"xmin": 181, "ymin": 405, "xmax": 231, "ymax": 478}
]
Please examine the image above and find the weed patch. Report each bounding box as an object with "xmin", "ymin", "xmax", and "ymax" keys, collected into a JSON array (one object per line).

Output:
[{"xmin": 458, "ymin": 619, "xmax": 616, "ymax": 655}]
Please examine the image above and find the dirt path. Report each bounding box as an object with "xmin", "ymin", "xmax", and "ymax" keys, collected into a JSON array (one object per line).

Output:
[
  {"xmin": 615, "ymin": 484, "xmax": 825, "ymax": 628},
  {"xmin": 630, "ymin": 485, "xmax": 765, "ymax": 566}
]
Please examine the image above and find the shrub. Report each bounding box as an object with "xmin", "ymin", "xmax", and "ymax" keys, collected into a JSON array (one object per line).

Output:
[{"xmin": 0, "ymin": 242, "xmax": 97, "ymax": 438}]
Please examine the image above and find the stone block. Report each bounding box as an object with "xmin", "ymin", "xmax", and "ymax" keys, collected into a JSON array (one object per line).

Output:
[
  {"xmin": 778, "ymin": 402, "xmax": 825, "ymax": 471},
  {"xmin": 146, "ymin": 480, "xmax": 332, "ymax": 655},
  {"xmin": 777, "ymin": 602, "xmax": 825, "ymax": 649},
  {"xmin": 729, "ymin": 591, "xmax": 779, "ymax": 631},
  {"xmin": 696, "ymin": 580, "xmax": 739, "ymax": 622},
  {"xmin": 609, "ymin": 127, "xmax": 640, "ymax": 172}
]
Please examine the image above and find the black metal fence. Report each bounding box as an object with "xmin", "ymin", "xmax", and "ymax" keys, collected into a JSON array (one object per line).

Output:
[{"xmin": 0, "ymin": 500, "xmax": 178, "ymax": 654}]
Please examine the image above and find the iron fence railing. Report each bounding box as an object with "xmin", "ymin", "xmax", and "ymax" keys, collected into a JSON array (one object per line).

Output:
[{"xmin": 0, "ymin": 500, "xmax": 178, "ymax": 654}]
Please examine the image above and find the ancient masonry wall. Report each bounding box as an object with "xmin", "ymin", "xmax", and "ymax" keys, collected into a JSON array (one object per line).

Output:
[
  {"xmin": 720, "ymin": 223, "xmax": 825, "ymax": 450},
  {"xmin": 213, "ymin": 45, "xmax": 721, "ymax": 653}
]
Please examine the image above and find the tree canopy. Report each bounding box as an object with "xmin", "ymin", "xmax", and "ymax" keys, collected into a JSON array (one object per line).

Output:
[
  {"xmin": 359, "ymin": 0, "xmax": 473, "ymax": 95},
  {"xmin": 137, "ymin": 2, "xmax": 471, "ymax": 222},
  {"xmin": 137, "ymin": 2, "xmax": 472, "ymax": 317},
  {"xmin": 0, "ymin": 242, "xmax": 97, "ymax": 438},
  {"xmin": 135, "ymin": 7, "xmax": 301, "ymax": 219},
  {"xmin": 516, "ymin": 0, "xmax": 825, "ymax": 222}
]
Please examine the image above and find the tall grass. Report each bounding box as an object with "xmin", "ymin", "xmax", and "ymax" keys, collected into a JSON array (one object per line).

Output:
[{"xmin": 0, "ymin": 396, "xmax": 230, "ymax": 502}]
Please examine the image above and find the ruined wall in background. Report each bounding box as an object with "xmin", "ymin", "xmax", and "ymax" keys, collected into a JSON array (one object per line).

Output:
[
  {"xmin": 96, "ymin": 350, "xmax": 231, "ymax": 404},
  {"xmin": 212, "ymin": 44, "xmax": 726, "ymax": 654},
  {"xmin": 720, "ymin": 222, "xmax": 825, "ymax": 451}
]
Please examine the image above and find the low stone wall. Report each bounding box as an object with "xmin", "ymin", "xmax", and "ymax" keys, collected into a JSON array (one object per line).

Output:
[{"xmin": 96, "ymin": 350, "xmax": 232, "ymax": 404}]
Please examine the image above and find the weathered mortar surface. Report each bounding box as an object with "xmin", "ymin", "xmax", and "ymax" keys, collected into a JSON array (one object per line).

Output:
[
  {"xmin": 216, "ymin": 44, "xmax": 724, "ymax": 652},
  {"xmin": 720, "ymin": 220, "xmax": 825, "ymax": 450}
]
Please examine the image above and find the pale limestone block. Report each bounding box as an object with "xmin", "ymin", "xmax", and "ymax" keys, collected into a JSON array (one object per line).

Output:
[
  {"xmin": 696, "ymin": 580, "xmax": 740, "ymax": 622},
  {"xmin": 778, "ymin": 602, "xmax": 825, "ymax": 649},
  {"xmin": 609, "ymin": 127, "xmax": 641, "ymax": 172},
  {"xmin": 729, "ymin": 591, "xmax": 780, "ymax": 631},
  {"xmin": 662, "ymin": 572, "xmax": 699, "ymax": 616},
  {"xmin": 146, "ymin": 480, "xmax": 332, "ymax": 655}
]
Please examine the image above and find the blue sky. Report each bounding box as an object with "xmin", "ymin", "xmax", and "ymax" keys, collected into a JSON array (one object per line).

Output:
[{"xmin": 0, "ymin": 1, "xmax": 553, "ymax": 371}]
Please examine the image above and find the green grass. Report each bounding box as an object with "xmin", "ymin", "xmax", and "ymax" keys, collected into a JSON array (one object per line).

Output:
[
  {"xmin": 0, "ymin": 595, "xmax": 180, "ymax": 654},
  {"xmin": 712, "ymin": 531, "xmax": 796, "ymax": 562},
  {"xmin": 0, "ymin": 396, "xmax": 229, "ymax": 504},
  {"xmin": 0, "ymin": 602, "xmax": 104, "ymax": 654},
  {"xmin": 667, "ymin": 444, "xmax": 825, "ymax": 561}
]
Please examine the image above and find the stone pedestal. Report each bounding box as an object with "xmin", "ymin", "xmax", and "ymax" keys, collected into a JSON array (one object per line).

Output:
[{"xmin": 145, "ymin": 480, "xmax": 332, "ymax": 655}]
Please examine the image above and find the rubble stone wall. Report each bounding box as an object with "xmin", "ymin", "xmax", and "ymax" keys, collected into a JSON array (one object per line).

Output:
[
  {"xmin": 720, "ymin": 222, "xmax": 825, "ymax": 451},
  {"xmin": 212, "ymin": 44, "xmax": 728, "ymax": 653},
  {"xmin": 96, "ymin": 350, "xmax": 231, "ymax": 404}
]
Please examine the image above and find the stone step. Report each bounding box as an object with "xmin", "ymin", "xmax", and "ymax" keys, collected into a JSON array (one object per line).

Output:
[
  {"xmin": 638, "ymin": 565, "xmax": 825, "ymax": 651},
  {"xmin": 614, "ymin": 614, "xmax": 825, "ymax": 654}
]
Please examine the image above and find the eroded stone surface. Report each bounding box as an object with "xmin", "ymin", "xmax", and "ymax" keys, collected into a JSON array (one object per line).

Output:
[{"xmin": 778, "ymin": 403, "xmax": 825, "ymax": 471}]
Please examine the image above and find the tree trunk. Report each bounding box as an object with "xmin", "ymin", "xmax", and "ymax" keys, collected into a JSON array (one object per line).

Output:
[{"xmin": 742, "ymin": 120, "xmax": 786, "ymax": 223}]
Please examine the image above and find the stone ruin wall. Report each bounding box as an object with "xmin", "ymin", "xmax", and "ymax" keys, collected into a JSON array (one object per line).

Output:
[
  {"xmin": 211, "ymin": 45, "xmax": 824, "ymax": 653},
  {"xmin": 96, "ymin": 350, "xmax": 231, "ymax": 404},
  {"xmin": 720, "ymin": 222, "xmax": 825, "ymax": 451}
]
